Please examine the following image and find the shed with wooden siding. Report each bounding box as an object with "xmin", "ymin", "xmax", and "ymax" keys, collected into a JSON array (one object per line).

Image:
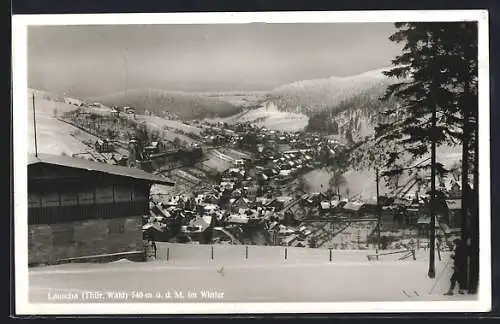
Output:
[{"xmin": 28, "ymin": 154, "xmax": 174, "ymax": 266}]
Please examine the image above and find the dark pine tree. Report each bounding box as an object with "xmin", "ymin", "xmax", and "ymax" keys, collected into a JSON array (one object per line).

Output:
[{"xmin": 374, "ymin": 22, "xmax": 478, "ymax": 279}]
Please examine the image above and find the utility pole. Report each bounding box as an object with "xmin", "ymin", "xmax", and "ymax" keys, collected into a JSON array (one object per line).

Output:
[
  {"xmin": 376, "ymin": 168, "xmax": 381, "ymax": 250},
  {"xmin": 32, "ymin": 93, "xmax": 38, "ymax": 157},
  {"xmin": 428, "ymin": 97, "xmax": 437, "ymax": 279}
]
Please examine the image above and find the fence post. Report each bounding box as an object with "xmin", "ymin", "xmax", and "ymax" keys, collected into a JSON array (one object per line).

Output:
[
  {"xmin": 329, "ymin": 248, "xmax": 332, "ymax": 262},
  {"xmin": 245, "ymin": 246, "xmax": 248, "ymax": 259},
  {"xmin": 167, "ymin": 247, "xmax": 170, "ymax": 261},
  {"xmin": 284, "ymin": 247, "xmax": 288, "ymax": 260},
  {"xmin": 412, "ymin": 249, "xmax": 416, "ymax": 261},
  {"xmin": 211, "ymin": 246, "xmax": 214, "ymax": 260}
]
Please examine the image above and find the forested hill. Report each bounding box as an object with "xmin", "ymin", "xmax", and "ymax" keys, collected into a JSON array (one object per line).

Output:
[
  {"xmin": 93, "ymin": 88, "xmax": 242, "ymax": 120},
  {"xmin": 264, "ymin": 68, "xmax": 394, "ymax": 115},
  {"xmin": 305, "ymin": 84, "xmax": 400, "ymax": 144}
]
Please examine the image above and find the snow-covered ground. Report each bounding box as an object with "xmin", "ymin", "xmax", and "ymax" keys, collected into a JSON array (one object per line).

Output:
[
  {"xmin": 134, "ymin": 115, "xmax": 199, "ymax": 145},
  {"xmin": 28, "ymin": 245, "xmax": 474, "ymax": 304},
  {"xmin": 136, "ymin": 115, "xmax": 203, "ymax": 137},
  {"xmin": 212, "ymin": 101, "xmax": 309, "ymax": 132},
  {"xmin": 27, "ymin": 92, "xmax": 93, "ymax": 156},
  {"xmin": 27, "ymin": 114, "xmax": 93, "ymax": 156},
  {"xmin": 198, "ymin": 91, "xmax": 267, "ymax": 108}
]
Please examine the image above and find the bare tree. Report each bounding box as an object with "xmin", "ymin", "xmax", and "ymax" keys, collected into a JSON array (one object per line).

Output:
[{"xmin": 328, "ymin": 172, "xmax": 347, "ymax": 199}]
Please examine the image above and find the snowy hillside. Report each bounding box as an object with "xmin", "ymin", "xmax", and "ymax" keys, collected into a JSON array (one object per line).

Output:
[
  {"xmin": 211, "ymin": 68, "xmax": 398, "ymax": 136},
  {"xmin": 266, "ymin": 68, "xmax": 395, "ymax": 116},
  {"xmin": 213, "ymin": 101, "xmax": 309, "ymax": 132},
  {"xmin": 27, "ymin": 89, "xmax": 94, "ymax": 156},
  {"xmin": 198, "ymin": 91, "xmax": 267, "ymax": 109}
]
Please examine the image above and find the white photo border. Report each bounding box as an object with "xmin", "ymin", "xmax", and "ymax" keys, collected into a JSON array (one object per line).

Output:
[{"xmin": 12, "ymin": 10, "xmax": 491, "ymax": 315}]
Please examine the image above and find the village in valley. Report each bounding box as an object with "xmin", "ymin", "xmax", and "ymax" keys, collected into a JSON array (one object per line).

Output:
[{"xmin": 50, "ymin": 98, "xmax": 464, "ymax": 256}]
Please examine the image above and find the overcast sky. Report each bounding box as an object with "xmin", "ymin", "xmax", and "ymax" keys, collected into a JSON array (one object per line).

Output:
[{"xmin": 28, "ymin": 23, "xmax": 402, "ymax": 96}]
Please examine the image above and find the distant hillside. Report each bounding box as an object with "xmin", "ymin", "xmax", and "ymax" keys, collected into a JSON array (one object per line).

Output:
[
  {"xmin": 199, "ymin": 69, "xmax": 399, "ymax": 133},
  {"xmin": 233, "ymin": 68, "xmax": 399, "ymax": 143},
  {"xmin": 198, "ymin": 91, "xmax": 268, "ymax": 109},
  {"xmin": 228, "ymin": 68, "xmax": 400, "ymax": 139},
  {"xmin": 211, "ymin": 101, "xmax": 309, "ymax": 132},
  {"xmin": 92, "ymin": 88, "xmax": 242, "ymax": 120},
  {"xmin": 264, "ymin": 68, "xmax": 396, "ymax": 116}
]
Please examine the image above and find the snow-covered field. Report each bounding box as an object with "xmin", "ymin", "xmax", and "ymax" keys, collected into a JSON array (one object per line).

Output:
[
  {"xmin": 28, "ymin": 245, "xmax": 474, "ymax": 304},
  {"xmin": 134, "ymin": 115, "xmax": 199, "ymax": 145},
  {"xmin": 212, "ymin": 101, "xmax": 309, "ymax": 132},
  {"xmin": 137, "ymin": 115, "xmax": 203, "ymax": 137},
  {"xmin": 27, "ymin": 91, "xmax": 93, "ymax": 156},
  {"xmin": 199, "ymin": 91, "xmax": 267, "ymax": 108},
  {"xmin": 27, "ymin": 114, "xmax": 92, "ymax": 156},
  {"xmin": 26, "ymin": 88, "xmax": 205, "ymax": 156}
]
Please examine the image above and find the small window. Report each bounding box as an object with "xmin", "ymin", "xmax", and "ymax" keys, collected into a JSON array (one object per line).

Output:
[
  {"xmin": 41, "ymin": 191, "xmax": 60, "ymax": 207},
  {"xmin": 78, "ymin": 188, "xmax": 95, "ymax": 205},
  {"xmin": 61, "ymin": 190, "xmax": 78, "ymax": 206},
  {"xmin": 113, "ymin": 184, "xmax": 132, "ymax": 202}
]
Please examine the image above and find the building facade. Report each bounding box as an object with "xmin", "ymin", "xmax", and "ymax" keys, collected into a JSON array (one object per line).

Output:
[{"xmin": 28, "ymin": 154, "xmax": 174, "ymax": 266}]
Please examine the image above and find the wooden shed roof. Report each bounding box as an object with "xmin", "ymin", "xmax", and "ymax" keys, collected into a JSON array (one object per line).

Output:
[{"xmin": 29, "ymin": 153, "xmax": 175, "ymax": 186}]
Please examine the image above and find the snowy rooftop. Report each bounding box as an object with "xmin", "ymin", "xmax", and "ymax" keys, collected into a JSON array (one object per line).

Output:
[{"xmin": 29, "ymin": 153, "xmax": 175, "ymax": 186}]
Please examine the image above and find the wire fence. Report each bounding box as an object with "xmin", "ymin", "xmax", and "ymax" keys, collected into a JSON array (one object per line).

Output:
[{"xmin": 145, "ymin": 242, "xmax": 420, "ymax": 263}]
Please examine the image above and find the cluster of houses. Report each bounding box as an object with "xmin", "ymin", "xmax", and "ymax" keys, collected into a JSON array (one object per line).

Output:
[
  {"xmin": 145, "ymin": 156, "xmax": 310, "ymax": 246},
  {"xmin": 196, "ymin": 121, "xmax": 346, "ymax": 186},
  {"xmin": 144, "ymin": 141, "xmax": 332, "ymax": 247},
  {"xmin": 63, "ymin": 97, "xmax": 105, "ymax": 109},
  {"xmin": 196, "ymin": 121, "xmax": 345, "ymax": 158},
  {"xmin": 110, "ymin": 106, "xmax": 136, "ymax": 117}
]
